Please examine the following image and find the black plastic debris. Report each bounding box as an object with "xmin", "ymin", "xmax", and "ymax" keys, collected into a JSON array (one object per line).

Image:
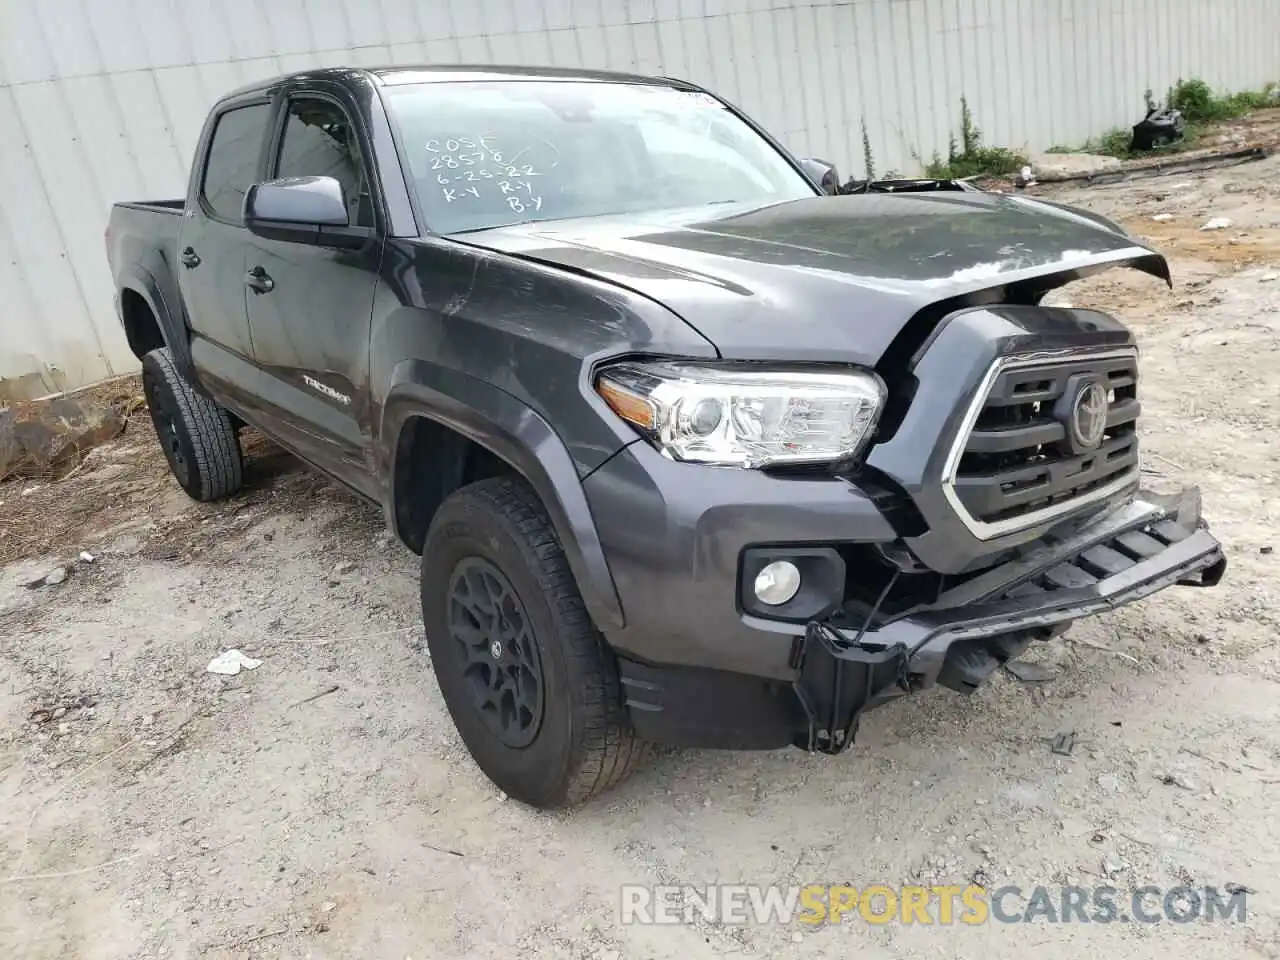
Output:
[
  {"xmin": 1131, "ymin": 107, "xmax": 1186, "ymax": 152},
  {"xmin": 1050, "ymin": 731, "xmax": 1076, "ymax": 756},
  {"xmin": 838, "ymin": 177, "xmax": 977, "ymax": 195}
]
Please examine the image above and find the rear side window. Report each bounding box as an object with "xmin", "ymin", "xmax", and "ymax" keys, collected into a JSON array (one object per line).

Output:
[{"xmin": 201, "ymin": 103, "xmax": 272, "ymax": 223}]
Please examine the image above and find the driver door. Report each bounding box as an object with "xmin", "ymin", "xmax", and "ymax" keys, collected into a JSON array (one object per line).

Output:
[{"xmin": 244, "ymin": 90, "xmax": 383, "ymax": 497}]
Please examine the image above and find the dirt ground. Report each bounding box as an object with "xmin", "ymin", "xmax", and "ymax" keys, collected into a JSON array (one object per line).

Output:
[{"xmin": 2, "ymin": 153, "xmax": 1279, "ymax": 960}]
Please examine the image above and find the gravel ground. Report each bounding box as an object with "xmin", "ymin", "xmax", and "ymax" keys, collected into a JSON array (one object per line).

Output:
[{"xmin": 2, "ymin": 151, "xmax": 1278, "ymax": 960}]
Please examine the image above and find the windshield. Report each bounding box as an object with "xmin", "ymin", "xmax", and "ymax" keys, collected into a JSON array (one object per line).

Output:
[{"xmin": 382, "ymin": 79, "xmax": 818, "ymax": 234}]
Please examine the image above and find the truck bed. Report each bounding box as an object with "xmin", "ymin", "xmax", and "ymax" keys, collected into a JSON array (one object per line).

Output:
[{"xmin": 105, "ymin": 200, "xmax": 187, "ymax": 313}]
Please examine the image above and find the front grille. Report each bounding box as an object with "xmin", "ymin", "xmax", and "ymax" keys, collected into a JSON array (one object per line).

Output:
[{"xmin": 944, "ymin": 350, "xmax": 1140, "ymax": 538}]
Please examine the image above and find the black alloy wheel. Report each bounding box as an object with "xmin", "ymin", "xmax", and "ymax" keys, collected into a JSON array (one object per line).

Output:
[{"xmin": 446, "ymin": 556, "xmax": 546, "ymax": 748}]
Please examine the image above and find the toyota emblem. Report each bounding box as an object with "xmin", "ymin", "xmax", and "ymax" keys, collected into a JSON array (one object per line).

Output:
[{"xmin": 1070, "ymin": 381, "xmax": 1109, "ymax": 449}]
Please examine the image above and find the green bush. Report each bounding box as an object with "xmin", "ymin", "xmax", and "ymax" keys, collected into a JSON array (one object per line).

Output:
[
  {"xmin": 922, "ymin": 98, "xmax": 1027, "ymax": 179},
  {"xmin": 1091, "ymin": 128, "xmax": 1137, "ymax": 159},
  {"xmin": 1166, "ymin": 77, "xmax": 1275, "ymax": 124}
]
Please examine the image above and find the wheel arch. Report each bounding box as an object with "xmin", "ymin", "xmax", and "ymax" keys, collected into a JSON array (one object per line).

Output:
[
  {"xmin": 116, "ymin": 265, "xmax": 193, "ymax": 372},
  {"xmin": 381, "ymin": 359, "xmax": 625, "ymax": 632}
]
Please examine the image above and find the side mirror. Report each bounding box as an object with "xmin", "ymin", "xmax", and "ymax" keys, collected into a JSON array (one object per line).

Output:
[
  {"xmin": 243, "ymin": 176, "xmax": 372, "ymax": 249},
  {"xmin": 799, "ymin": 158, "xmax": 841, "ymax": 195}
]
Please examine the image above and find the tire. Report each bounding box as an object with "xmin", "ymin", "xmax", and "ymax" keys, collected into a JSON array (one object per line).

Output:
[
  {"xmin": 421, "ymin": 476, "xmax": 648, "ymax": 808},
  {"xmin": 140, "ymin": 347, "xmax": 243, "ymax": 502}
]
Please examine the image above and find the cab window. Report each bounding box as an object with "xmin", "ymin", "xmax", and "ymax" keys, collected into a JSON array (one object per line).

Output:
[
  {"xmin": 201, "ymin": 103, "xmax": 273, "ymax": 224},
  {"xmin": 274, "ymin": 97, "xmax": 374, "ymax": 227}
]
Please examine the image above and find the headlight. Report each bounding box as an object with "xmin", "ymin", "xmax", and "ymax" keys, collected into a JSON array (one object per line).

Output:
[{"xmin": 595, "ymin": 360, "xmax": 884, "ymax": 468}]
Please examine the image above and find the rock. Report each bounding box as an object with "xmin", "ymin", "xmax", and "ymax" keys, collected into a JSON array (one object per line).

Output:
[
  {"xmin": 79, "ymin": 551, "xmax": 95, "ymax": 563},
  {"xmin": 24, "ymin": 566, "xmax": 69, "ymax": 589},
  {"xmin": 332, "ymin": 561, "xmax": 356, "ymax": 577},
  {"xmin": 1030, "ymin": 153, "xmax": 1123, "ymax": 179},
  {"xmin": 1103, "ymin": 853, "xmax": 1128, "ymax": 877},
  {"xmin": 52, "ymin": 706, "xmax": 67, "ymax": 720},
  {"xmin": 0, "ymin": 396, "xmax": 125, "ymax": 480},
  {"xmin": 1200, "ymin": 217, "xmax": 1233, "ymax": 231},
  {"xmin": 1157, "ymin": 771, "xmax": 1198, "ymax": 791},
  {"xmin": 1097, "ymin": 773, "xmax": 1122, "ymax": 793},
  {"xmin": 1005, "ymin": 660, "xmax": 1055, "ymax": 683},
  {"xmin": 1151, "ymin": 213, "xmax": 1174, "ymax": 222}
]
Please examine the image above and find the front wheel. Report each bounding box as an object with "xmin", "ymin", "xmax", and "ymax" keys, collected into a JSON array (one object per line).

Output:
[
  {"xmin": 420, "ymin": 476, "xmax": 648, "ymax": 808},
  {"xmin": 140, "ymin": 347, "xmax": 243, "ymax": 502}
]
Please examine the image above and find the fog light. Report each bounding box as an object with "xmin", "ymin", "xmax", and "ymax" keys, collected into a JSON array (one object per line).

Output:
[{"xmin": 754, "ymin": 560, "xmax": 801, "ymax": 606}]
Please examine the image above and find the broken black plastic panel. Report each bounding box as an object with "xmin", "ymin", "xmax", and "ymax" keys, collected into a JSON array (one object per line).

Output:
[{"xmin": 1131, "ymin": 107, "xmax": 1186, "ymax": 152}]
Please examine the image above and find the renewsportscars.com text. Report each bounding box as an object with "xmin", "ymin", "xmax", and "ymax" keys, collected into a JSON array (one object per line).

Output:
[{"xmin": 620, "ymin": 883, "xmax": 1248, "ymax": 926}]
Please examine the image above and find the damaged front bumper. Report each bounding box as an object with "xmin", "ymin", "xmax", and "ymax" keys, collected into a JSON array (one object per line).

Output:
[{"xmin": 793, "ymin": 486, "xmax": 1226, "ymax": 753}]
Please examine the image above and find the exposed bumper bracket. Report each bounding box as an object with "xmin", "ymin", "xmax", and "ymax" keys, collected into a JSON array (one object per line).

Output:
[{"xmin": 790, "ymin": 621, "xmax": 909, "ymax": 755}]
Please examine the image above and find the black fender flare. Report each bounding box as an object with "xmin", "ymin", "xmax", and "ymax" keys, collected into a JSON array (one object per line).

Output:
[
  {"xmin": 381, "ymin": 359, "xmax": 625, "ymax": 632},
  {"xmin": 117, "ymin": 264, "xmax": 194, "ymax": 373}
]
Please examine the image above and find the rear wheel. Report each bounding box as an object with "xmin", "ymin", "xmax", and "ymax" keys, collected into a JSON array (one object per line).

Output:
[
  {"xmin": 140, "ymin": 347, "xmax": 243, "ymax": 501},
  {"xmin": 421, "ymin": 476, "xmax": 647, "ymax": 808}
]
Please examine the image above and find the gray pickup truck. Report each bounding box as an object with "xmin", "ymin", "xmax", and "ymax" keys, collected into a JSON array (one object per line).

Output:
[{"xmin": 106, "ymin": 65, "xmax": 1226, "ymax": 808}]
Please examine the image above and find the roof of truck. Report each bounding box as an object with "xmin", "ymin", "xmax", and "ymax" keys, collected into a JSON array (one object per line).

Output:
[{"xmin": 219, "ymin": 64, "xmax": 696, "ymax": 102}]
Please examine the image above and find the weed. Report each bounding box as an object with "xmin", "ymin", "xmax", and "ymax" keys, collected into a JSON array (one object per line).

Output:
[
  {"xmin": 861, "ymin": 117, "xmax": 875, "ymax": 179},
  {"xmin": 1089, "ymin": 127, "xmax": 1140, "ymax": 159},
  {"xmin": 921, "ymin": 97, "xmax": 1026, "ymax": 179},
  {"xmin": 1166, "ymin": 77, "xmax": 1263, "ymax": 124}
]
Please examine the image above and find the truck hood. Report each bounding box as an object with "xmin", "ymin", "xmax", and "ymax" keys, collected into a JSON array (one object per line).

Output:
[{"xmin": 453, "ymin": 192, "xmax": 1170, "ymax": 365}]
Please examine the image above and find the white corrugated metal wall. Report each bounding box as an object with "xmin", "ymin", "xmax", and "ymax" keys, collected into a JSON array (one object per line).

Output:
[{"xmin": 2, "ymin": 0, "xmax": 1277, "ymax": 398}]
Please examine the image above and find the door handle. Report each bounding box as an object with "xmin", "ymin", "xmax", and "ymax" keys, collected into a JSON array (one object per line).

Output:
[
  {"xmin": 180, "ymin": 247, "xmax": 201, "ymax": 269},
  {"xmin": 244, "ymin": 266, "xmax": 274, "ymax": 294}
]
